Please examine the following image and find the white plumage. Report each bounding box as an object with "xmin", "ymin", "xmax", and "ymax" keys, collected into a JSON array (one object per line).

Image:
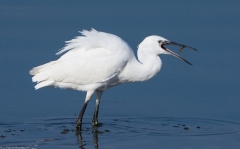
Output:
[
  {"xmin": 30, "ymin": 28, "xmax": 196, "ymax": 127},
  {"xmin": 30, "ymin": 29, "xmax": 133, "ymax": 91}
]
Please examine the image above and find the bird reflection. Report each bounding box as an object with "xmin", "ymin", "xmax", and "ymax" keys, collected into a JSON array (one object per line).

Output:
[
  {"xmin": 93, "ymin": 128, "xmax": 99, "ymax": 149},
  {"xmin": 76, "ymin": 130, "xmax": 86, "ymax": 149},
  {"xmin": 76, "ymin": 126, "xmax": 100, "ymax": 149}
]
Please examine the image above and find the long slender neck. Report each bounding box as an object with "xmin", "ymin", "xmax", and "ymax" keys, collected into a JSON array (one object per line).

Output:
[{"xmin": 119, "ymin": 47, "xmax": 162, "ymax": 82}]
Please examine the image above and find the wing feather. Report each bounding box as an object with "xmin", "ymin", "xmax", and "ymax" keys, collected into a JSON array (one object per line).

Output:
[
  {"xmin": 30, "ymin": 29, "xmax": 133, "ymax": 90},
  {"xmin": 56, "ymin": 28, "xmax": 130, "ymax": 55},
  {"xmin": 52, "ymin": 47, "xmax": 128, "ymax": 84}
]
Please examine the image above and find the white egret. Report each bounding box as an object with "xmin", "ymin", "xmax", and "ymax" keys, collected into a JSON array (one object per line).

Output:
[{"xmin": 30, "ymin": 29, "xmax": 196, "ymax": 128}]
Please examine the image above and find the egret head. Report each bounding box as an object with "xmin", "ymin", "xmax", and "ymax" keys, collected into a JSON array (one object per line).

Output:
[{"xmin": 139, "ymin": 35, "xmax": 197, "ymax": 65}]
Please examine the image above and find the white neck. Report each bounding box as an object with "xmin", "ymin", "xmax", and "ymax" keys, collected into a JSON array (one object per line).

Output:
[{"xmin": 119, "ymin": 47, "xmax": 162, "ymax": 82}]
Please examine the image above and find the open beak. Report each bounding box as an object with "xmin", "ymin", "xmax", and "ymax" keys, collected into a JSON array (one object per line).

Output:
[{"xmin": 161, "ymin": 41, "xmax": 197, "ymax": 66}]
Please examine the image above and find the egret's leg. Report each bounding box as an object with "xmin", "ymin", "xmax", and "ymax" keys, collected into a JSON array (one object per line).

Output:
[
  {"xmin": 76, "ymin": 91, "xmax": 94, "ymax": 128},
  {"xmin": 92, "ymin": 91, "xmax": 103, "ymax": 126}
]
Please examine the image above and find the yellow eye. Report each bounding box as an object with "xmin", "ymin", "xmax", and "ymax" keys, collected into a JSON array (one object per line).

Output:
[{"xmin": 158, "ymin": 40, "xmax": 162, "ymax": 44}]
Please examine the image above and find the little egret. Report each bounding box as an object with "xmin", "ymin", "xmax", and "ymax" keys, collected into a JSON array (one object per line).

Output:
[{"xmin": 30, "ymin": 29, "xmax": 196, "ymax": 128}]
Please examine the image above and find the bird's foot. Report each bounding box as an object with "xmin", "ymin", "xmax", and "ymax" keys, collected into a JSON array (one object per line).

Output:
[
  {"xmin": 92, "ymin": 121, "xmax": 103, "ymax": 127},
  {"xmin": 92, "ymin": 120, "xmax": 98, "ymax": 126}
]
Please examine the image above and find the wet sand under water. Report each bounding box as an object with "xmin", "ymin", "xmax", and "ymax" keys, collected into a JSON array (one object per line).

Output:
[{"xmin": 1, "ymin": 116, "xmax": 240, "ymax": 149}]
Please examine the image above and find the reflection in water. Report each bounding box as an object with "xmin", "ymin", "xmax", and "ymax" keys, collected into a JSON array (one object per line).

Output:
[
  {"xmin": 93, "ymin": 127, "xmax": 99, "ymax": 149},
  {"xmin": 1, "ymin": 117, "xmax": 240, "ymax": 148},
  {"xmin": 73, "ymin": 117, "xmax": 240, "ymax": 148},
  {"xmin": 76, "ymin": 130, "xmax": 86, "ymax": 149},
  {"xmin": 76, "ymin": 126, "xmax": 99, "ymax": 149}
]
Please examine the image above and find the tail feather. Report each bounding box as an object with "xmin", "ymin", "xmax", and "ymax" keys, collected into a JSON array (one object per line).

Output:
[
  {"xmin": 35, "ymin": 80, "xmax": 54, "ymax": 90},
  {"xmin": 32, "ymin": 72, "xmax": 50, "ymax": 83},
  {"xmin": 30, "ymin": 61, "xmax": 56, "ymax": 75},
  {"xmin": 30, "ymin": 61, "xmax": 56, "ymax": 89}
]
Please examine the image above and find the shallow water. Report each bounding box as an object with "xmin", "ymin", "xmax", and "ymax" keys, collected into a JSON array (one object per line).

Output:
[{"xmin": 1, "ymin": 116, "xmax": 240, "ymax": 149}]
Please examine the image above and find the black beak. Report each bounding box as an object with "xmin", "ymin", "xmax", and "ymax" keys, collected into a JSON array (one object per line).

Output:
[
  {"xmin": 161, "ymin": 41, "xmax": 197, "ymax": 66},
  {"xmin": 165, "ymin": 41, "xmax": 197, "ymax": 51}
]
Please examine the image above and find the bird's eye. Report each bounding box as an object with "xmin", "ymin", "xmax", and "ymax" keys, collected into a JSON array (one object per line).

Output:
[{"xmin": 158, "ymin": 40, "xmax": 162, "ymax": 44}]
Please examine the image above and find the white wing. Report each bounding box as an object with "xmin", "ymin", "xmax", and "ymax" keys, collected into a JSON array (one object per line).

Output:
[{"xmin": 30, "ymin": 29, "xmax": 134, "ymax": 90}]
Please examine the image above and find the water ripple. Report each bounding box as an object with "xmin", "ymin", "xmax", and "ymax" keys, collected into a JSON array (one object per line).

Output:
[
  {"xmin": 1, "ymin": 116, "xmax": 240, "ymax": 148},
  {"xmin": 105, "ymin": 117, "xmax": 240, "ymax": 137}
]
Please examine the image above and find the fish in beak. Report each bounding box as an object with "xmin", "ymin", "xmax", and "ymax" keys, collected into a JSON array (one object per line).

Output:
[{"xmin": 161, "ymin": 41, "xmax": 197, "ymax": 65}]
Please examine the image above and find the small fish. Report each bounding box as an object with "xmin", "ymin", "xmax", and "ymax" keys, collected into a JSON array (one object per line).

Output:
[{"xmin": 179, "ymin": 46, "xmax": 185, "ymax": 53}]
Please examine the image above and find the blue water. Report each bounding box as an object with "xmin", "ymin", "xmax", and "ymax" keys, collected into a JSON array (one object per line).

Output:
[
  {"xmin": 1, "ymin": 1, "xmax": 240, "ymax": 148},
  {"xmin": 1, "ymin": 116, "xmax": 240, "ymax": 148}
]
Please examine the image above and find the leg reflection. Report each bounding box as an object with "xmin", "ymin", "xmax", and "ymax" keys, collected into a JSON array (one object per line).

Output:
[
  {"xmin": 75, "ymin": 126, "xmax": 100, "ymax": 149},
  {"xmin": 76, "ymin": 130, "xmax": 86, "ymax": 149},
  {"xmin": 93, "ymin": 129, "xmax": 99, "ymax": 149},
  {"xmin": 92, "ymin": 125, "xmax": 101, "ymax": 149}
]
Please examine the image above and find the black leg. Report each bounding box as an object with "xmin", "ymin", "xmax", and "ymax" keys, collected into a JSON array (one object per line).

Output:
[
  {"xmin": 92, "ymin": 91, "xmax": 103, "ymax": 126},
  {"xmin": 76, "ymin": 91, "xmax": 94, "ymax": 129},
  {"xmin": 76, "ymin": 101, "xmax": 88, "ymax": 128},
  {"xmin": 92, "ymin": 101, "xmax": 100, "ymax": 126}
]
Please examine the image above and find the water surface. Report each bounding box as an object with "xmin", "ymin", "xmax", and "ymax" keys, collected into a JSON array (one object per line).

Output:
[{"xmin": 1, "ymin": 116, "xmax": 240, "ymax": 148}]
